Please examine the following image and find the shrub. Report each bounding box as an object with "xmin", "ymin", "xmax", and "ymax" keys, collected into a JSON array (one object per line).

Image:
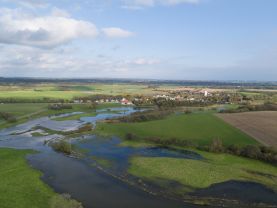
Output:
[
  {"xmin": 76, "ymin": 124, "xmax": 93, "ymax": 133},
  {"xmin": 184, "ymin": 109, "xmax": 192, "ymax": 114},
  {"xmin": 209, "ymin": 138, "xmax": 224, "ymax": 153},
  {"xmin": 0, "ymin": 112, "xmax": 17, "ymax": 123},
  {"xmin": 125, "ymin": 133, "xmax": 136, "ymax": 140},
  {"xmin": 116, "ymin": 109, "xmax": 173, "ymax": 123},
  {"xmin": 50, "ymin": 140, "xmax": 72, "ymax": 155},
  {"xmin": 227, "ymin": 144, "xmax": 241, "ymax": 155},
  {"xmin": 50, "ymin": 194, "xmax": 83, "ymax": 208},
  {"xmin": 48, "ymin": 104, "xmax": 73, "ymax": 110},
  {"xmin": 241, "ymin": 145, "xmax": 261, "ymax": 159}
]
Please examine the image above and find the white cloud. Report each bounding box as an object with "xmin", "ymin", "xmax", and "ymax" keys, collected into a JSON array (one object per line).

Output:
[
  {"xmin": 0, "ymin": 44, "xmax": 163, "ymax": 78},
  {"xmin": 121, "ymin": 0, "xmax": 200, "ymax": 9},
  {"xmin": 4, "ymin": 0, "xmax": 48, "ymax": 9},
  {"xmin": 51, "ymin": 7, "xmax": 71, "ymax": 18},
  {"xmin": 0, "ymin": 8, "xmax": 98, "ymax": 48},
  {"xmin": 132, "ymin": 58, "xmax": 160, "ymax": 65},
  {"xmin": 102, "ymin": 27, "xmax": 134, "ymax": 38}
]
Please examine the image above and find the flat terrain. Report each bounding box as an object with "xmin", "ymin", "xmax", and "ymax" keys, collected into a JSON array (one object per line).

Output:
[
  {"xmin": 129, "ymin": 149, "xmax": 277, "ymax": 191},
  {"xmin": 217, "ymin": 111, "xmax": 277, "ymax": 147},
  {"xmin": 0, "ymin": 103, "xmax": 120, "ymax": 129},
  {"xmin": 0, "ymin": 83, "xmax": 160, "ymax": 99},
  {"xmin": 96, "ymin": 112, "xmax": 257, "ymax": 146},
  {"xmin": 0, "ymin": 148, "xmax": 81, "ymax": 208},
  {"xmin": 0, "ymin": 103, "xmax": 48, "ymax": 116}
]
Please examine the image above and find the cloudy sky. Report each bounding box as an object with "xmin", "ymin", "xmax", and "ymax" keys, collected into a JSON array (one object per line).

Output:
[{"xmin": 0, "ymin": 0, "xmax": 276, "ymax": 81}]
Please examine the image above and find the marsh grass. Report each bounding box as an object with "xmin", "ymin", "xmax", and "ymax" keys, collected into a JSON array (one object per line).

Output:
[
  {"xmin": 0, "ymin": 148, "xmax": 82, "ymax": 208},
  {"xmin": 129, "ymin": 149, "xmax": 277, "ymax": 192}
]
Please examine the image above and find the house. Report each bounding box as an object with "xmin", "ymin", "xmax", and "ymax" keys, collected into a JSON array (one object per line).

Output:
[{"xmin": 121, "ymin": 98, "xmax": 133, "ymax": 105}]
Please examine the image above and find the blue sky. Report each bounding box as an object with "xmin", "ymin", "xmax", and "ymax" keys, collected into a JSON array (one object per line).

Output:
[{"xmin": 0, "ymin": 0, "xmax": 276, "ymax": 81}]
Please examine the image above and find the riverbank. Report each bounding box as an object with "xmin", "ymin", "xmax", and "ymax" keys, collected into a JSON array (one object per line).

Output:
[
  {"xmin": 129, "ymin": 148, "xmax": 277, "ymax": 191},
  {"xmin": 0, "ymin": 148, "xmax": 82, "ymax": 208},
  {"xmin": 1, "ymin": 105, "xmax": 276, "ymax": 208},
  {"xmin": 0, "ymin": 103, "xmax": 121, "ymax": 130}
]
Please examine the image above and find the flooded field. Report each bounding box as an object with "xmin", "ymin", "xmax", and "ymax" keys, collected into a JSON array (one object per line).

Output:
[{"xmin": 0, "ymin": 107, "xmax": 276, "ymax": 208}]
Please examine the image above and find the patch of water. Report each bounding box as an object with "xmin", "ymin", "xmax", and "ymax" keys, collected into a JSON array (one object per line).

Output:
[{"xmin": 74, "ymin": 136, "xmax": 202, "ymax": 174}]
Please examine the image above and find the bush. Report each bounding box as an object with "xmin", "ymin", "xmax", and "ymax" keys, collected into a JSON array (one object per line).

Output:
[
  {"xmin": 48, "ymin": 104, "xmax": 73, "ymax": 110},
  {"xmin": 50, "ymin": 194, "xmax": 83, "ymax": 208},
  {"xmin": 117, "ymin": 109, "xmax": 173, "ymax": 123},
  {"xmin": 241, "ymin": 145, "xmax": 261, "ymax": 159},
  {"xmin": 50, "ymin": 140, "xmax": 72, "ymax": 155},
  {"xmin": 125, "ymin": 133, "xmax": 136, "ymax": 140},
  {"xmin": 184, "ymin": 109, "xmax": 192, "ymax": 114},
  {"xmin": 209, "ymin": 138, "xmax": 224, "ymax": 153},
  {"xmin": 219, "ymin": 103, "xmax": 277, "ymax": 113},
  {"xmin": 227, "ymin": 144, "xmax": 241, "ymax": 155},
  {"xmin": 76, "ymin": 124, "xmax": 93, "ymax": 133},
  {"xmin": 0, "ymin": 112, "xmax": 17, "ymax": 123}
]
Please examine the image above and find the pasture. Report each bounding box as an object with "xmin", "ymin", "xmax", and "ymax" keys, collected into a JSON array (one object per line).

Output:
[
  {"xmin": 129, "ymin": 149, "xmax": 277, "ymax": 191},
  {"xmin": 96, "ymin": 112, "xmax": 257, "ymax": 146},
  {"xmin": 0, "ymin": 103, "xmax": 48, "ymax": 117},
  {"xmin": 217, "ymin": 111, "xmax": 277, "ymax": 147},
  {"xmin": 0, "ymin": 90, "xmax": 88, "ymax": 100},
  {"xmin": 0, "ymin": 148, "xmax": 81, "ymax": 208},
  {"xmin": 0, "ymin": 83, "xmax": 159, "ymax": 100}
]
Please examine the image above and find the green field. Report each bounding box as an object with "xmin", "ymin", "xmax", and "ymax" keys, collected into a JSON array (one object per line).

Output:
[
  {"xmin": 129, "ymin": 149, "xmax": 277, "ymax": 192},
  {"xmin": 0, "ymin": 103, "xmax": 49, "ymax": 127},
  {"xmin": 0, "ymin": 83, "xmax": 159, "ymax": 100},
  {"xmin": 0, "ymin": 148, "xmax": 81, "ymax": 208},
  {"xmin": 96, "ymin": 112, "xmax": 257, "ymax": 146},
  {"xmin": 0, "ymin": 103, "xmax": 123, "ymax": 129},
  {"xmin": 0, "ymin": 103, "xmax": 48, "ymax": 117},
  {"xmin": 0, "ymin": 90, "xmax": 88, "ymax": 100}
]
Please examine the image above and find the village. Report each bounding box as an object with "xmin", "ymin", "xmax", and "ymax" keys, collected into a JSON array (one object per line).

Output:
[{"xmin": 72, "ymin": 88, "xmax": 245, "ymax": 106}]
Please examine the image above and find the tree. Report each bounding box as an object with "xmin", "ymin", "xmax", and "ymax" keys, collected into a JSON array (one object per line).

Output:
[{"xmin": 209, "ymin": 138, "xmax": 224, "ymax": 153}]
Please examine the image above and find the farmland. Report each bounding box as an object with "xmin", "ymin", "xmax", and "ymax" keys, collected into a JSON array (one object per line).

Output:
[
  {"xmin": 0, "ymin": 83, "xmax": 159, "ymax": 100},
  {"xmin": 96, "ymin": 112, "xmax": 257, "ymax": 146},
  {"xmin": 0, "ymin": 79, "xmax": 276, "ymax": 208},
  {"xmin": 217, "ymin": 111, "xmax": 277, "ymax": 147}
]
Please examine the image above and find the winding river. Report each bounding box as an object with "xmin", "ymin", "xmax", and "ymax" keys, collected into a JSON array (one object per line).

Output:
[
  {"xmin": 0, "ymin": 107, "xmax": 276, "ymax": 208},
  {"xmin": 0, "ymin": 107, "xmax": 200, "ymax": 208}
]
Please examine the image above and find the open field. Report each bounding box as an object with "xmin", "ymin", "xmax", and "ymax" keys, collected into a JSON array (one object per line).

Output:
[
  {"xmin": 217, "ymin": 111, "xmax": 277, "ymax": 147},
  {"xmin": 0, "ymin": 103, "xmax": 48, "ymax": 117},
  {"xmin": 0, "ymin": 148, "xmax": 81, "ymax": 208},
  {"xmin": 0, "ymin": 103, "xmax": 121, "ymax": 129},
  {"xmin": 0, "ymin": 83, "xmax": 160, "ymax": 99},
  {"xmin": 96, "ymin": 112, "xmax": 257, "ymax": 146},
  {"xmin": 129, "ymin": 149, "xmax": 277, "ymax": 191},
  {"xmin": 0, "ymin": 90, "xmax": 89, "ymax": 100}
]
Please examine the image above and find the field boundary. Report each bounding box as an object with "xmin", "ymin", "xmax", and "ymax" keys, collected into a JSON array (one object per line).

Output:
[{"xmin": 216, "ymin": 111, "xmax": 277, "ymax": 147}]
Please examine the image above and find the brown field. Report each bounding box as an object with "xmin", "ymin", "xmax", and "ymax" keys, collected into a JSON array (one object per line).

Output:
[{"xmin": 217, "ymin": 111, "xmax": 277, "ymax": 147}]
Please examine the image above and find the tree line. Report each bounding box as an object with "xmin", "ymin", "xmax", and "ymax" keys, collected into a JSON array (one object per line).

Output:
[
  {"xmin": 125, "ymin": 133, "xmax": 277, "ymax": 165},
  {"xmin": 0, "ymin": 112, "xmax": 17, "ymax": 122}
]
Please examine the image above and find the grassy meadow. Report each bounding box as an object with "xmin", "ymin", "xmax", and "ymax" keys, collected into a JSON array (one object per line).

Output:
[
  {"xmin": 0, "ymin": 102, "xmax": 122, "ymax": 129},
  {"xmin": 0, "ymin": 90, "xmax": 87, "ymax": 100},
  {"xmin": 0, "ymin": 83, "xmax": 159, "ymax": 100},
  {"xmin": 0, "ymin": 103, "xmax": 48, "ymax": 117},
  {"xmin": 0, "ymin": 148, "xmax": 81, "ymax": 208},
  {"xmin": 129, "ymin": 149, "xmax": 277, "ymax": 192},
  {"xmin": 96, "ymin": 112, "xmax": 257, "ymax": 146}
]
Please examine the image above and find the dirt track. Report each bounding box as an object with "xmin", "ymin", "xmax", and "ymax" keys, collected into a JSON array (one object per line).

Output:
[{"xmin": 217, "ymin": 111, "xmax": 277, "ymax": 147}]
